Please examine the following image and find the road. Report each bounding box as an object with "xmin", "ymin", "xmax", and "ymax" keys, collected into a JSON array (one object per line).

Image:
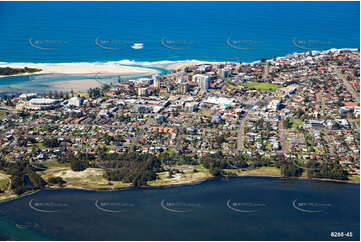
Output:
[
  {"xmin": 333, "ymin": 66, "xmax": 360, "ymax": 104},
  {"xmin": 322, "ymin": 130, "xmax": 335, "ymax": 155},
  {"xmin": 279, "ymin": 114, "xmax": 288, "ymax": 154},
  {"xmin": 131, "ymin": 118, "xmax": 152, "ymax": 151},
  {"xmin": 317, "ymin": 91, "xmax": 326, "ymax": 118},
  {"xmin": 237, "ymin": 112, "xmax": 248, "ymax": 153},
  {"xmin": 316, "ymin": 90, "xmax": 335, "ymax": 155},
  {"xmin": 263, "ymin": 61, "xmax": 269, "ymax": 81}
]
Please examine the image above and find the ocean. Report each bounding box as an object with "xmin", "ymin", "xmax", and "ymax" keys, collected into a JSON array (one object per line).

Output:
[
  {"xmin": 0, "ymin": 177, "xmax": 359, "ymax": 241},
  {"xmin": 0, "ymin": 1, "xmax": 359, "ymax": 92},
  {"xmin": 0, "ymin": 1, "xmax": 359, "ymax": 64}
]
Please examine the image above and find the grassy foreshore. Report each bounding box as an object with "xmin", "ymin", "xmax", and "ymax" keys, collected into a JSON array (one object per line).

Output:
[{"xmin": 0, "ymin": 164, "xmax": 359, "ymax": 203}]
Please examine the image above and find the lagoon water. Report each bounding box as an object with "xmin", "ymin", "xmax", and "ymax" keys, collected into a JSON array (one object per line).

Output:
[{"xmin": 0, "ymin": 177, "xmax": 359, "ymax": 241}]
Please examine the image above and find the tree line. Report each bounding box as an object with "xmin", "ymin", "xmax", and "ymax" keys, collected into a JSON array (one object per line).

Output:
[{"xmin": 0, "ymin": 67, "xmax": 41, "ymax": 76}]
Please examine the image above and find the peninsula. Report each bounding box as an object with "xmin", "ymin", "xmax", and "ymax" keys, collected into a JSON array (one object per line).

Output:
[{"xmin": 0, "ymin": 48, "xmax": 359, "ymax": 202}]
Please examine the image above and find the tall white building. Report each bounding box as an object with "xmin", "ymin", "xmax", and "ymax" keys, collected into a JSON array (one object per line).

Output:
[
  {"xmin": 267, "ymin": 99, "xmax": 281, "ymax": 111},
  {"xmin": 153, "ymin": 79, "xmax": 161, "ymax": 88},
  {"xmin": 192, "ymin": 74, "xmax": 210, "ymax": 92},
  {"xmin": 199, "ymin": 76, "xmax": 210, "ymax": 92},
  {"xmin": 138, "ymin": 87, "xmax": 148, "ymax": 96},
  {"xmin": 68, "ymin": 96, "xmax": 84, "ymax": 107},
  {"xmin": 218, "ymin": 67, "xmax": 232, "ymax": 78}
]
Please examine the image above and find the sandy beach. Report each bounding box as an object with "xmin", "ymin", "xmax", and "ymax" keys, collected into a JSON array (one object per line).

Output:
[
  {"xmin": 164, "ymin": 60, "xmax": 219, "ymax": 71},
  {"xmin": 0, "ymin": 62, "xmax": 159, "ymax": 77}
]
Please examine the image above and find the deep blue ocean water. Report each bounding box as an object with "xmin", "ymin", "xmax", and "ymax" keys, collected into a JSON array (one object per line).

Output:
[{"xmin": 0, "ymin": 1, "xmax": 359, "ymax": 64}]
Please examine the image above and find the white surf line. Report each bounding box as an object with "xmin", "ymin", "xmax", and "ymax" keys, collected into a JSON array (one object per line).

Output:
[{"xmin": 292, "ymin": 199, "xmax": 324, "ymax": 213}]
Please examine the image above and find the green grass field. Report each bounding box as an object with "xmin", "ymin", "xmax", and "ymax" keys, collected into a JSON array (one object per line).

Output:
[
  {"xmin": 244, "ymin": 81, "xmax": 281, "ymax": 91},
  {"xmin": 224, "ymin": 166, "xmax": 281, "ymax": 177},
  {"xmin": 348, "ymin": 175, "xmax": 360, "ymax": 183},
  {"xmin": 290, "ymin": 118, "xmax": 304, "ymax": 129},
  {"xmin": 0, "ymin": 172, "xmax": 10, "ymax": 191}
]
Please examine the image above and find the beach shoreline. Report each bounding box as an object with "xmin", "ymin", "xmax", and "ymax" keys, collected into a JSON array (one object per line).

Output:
[{"xmin": 0, "ymin": 62, "xmax": 160, "ymax": 76}]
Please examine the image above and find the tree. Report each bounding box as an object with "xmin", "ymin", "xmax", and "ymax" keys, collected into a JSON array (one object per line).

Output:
[
  {"xmin": 48, "ymin": 177, "xmax": 66, "ymax": 186},
  {"xmin": 71, "ymin": 159, "xmax": 88, "ymax": 172},
  {"xmin": 43, "ymin": 138, "xmax": 59, "ymax": 148},
  {"xmin": 210, "ymin": 167, "xmax": 223, "ymax": 177},
  {"xmin": 216, "ymin": 135, "xmax": 226, "ymax": 145}
]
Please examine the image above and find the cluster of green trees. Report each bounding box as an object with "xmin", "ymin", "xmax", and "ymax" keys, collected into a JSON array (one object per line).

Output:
[
  {"xmin": 200, "ymin": 152, "xmax": 249, "ymax": 176},
  {"xmin": 43, "ymin": 138, "xmax": 60, "ymax": 148},
  {"xmin": 99, "ymin": 152, "xmax": 161, "ymax": 187},
  {"xmin": 48, "ymin": 177, "xmax": 66, "ymax": 186},
  {"xmin": 280, "ymin": 163, "xmax": 303, "ymax": 177},
  {"xmin": 0, "ymin": 67, "xmax": 41, "ymax": 76},
  {"xmin": 7, "ymin": 161, "xmax": 46, "ymax": 195},
  {"xmin": 198, "ymin": 152, "xmax": 349, "ymax": 180},
  {"xmin": 283, "ymin": 118, "xmax": 293, "ymax": 129},
  {"xmin": 305, "ymin": 161, "xmax": 348, "ymax": 180},
  {"xmin": 88, "ymin": 88, "xmax": 102, "ymax": 98},
  {"xmin": 200, "ymin": 152, "xmax": 276, "ymax": 172},
  {"xmin": 67, "ymin": 153, "xmax": 91, "ymax": 171}
]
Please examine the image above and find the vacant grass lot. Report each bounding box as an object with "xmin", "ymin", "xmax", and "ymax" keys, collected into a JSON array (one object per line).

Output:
[
  {"xmin": 348, "ymin": 175, "xmax": 360, "ymax": 183},
  {"xmin": 39, "ymin": 167, "xmax": 131, "ymax": 190},
  {"xmin": 290, "ymin": 118, "xmax": 304, "ymax": 129},
  {"xmin": 244, "ymin": 81, "xmax": 281, "ymax": 91},
  {"xmin": 0, "ymin": 172, "xmax": 10, "ymax": 191},
  {"xmin": 225, "ymin": 166, "xmax": 281, "ymax": 177},
  {"xmin": 147, "ymin": 165, "xmax": 212, "ymax": 186}
]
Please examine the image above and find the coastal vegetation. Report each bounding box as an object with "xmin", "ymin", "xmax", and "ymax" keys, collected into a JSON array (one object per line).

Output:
[
  {"xmin": 6, "ymin": 160, "xmax": 46, "ymax": 195},
  {"xmin": 100, "ymin": 152, "xmax": 162, "ymax": 187},
  {"xmin": 0, "ymin": 149, "xmax": 354, "ymax": 201},
  {"xmin": 0, "ymin": 67, "xmax": 41, "ymax": 76}
]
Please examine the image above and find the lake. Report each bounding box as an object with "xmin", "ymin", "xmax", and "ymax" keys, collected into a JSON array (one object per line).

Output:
[{"xmin": 0, "ymin": 177, "xmax": 359, "ymax": 240}]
